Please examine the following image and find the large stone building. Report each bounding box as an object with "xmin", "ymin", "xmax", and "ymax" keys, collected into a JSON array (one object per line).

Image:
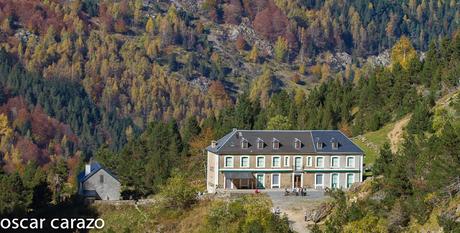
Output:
[
  {"xmin": 206, "ymin": 129, "xmax": 364, "ymax": 193},
  {"xmin": 78, "ymin": 162, "xmax": 121, "ymax": 201}
]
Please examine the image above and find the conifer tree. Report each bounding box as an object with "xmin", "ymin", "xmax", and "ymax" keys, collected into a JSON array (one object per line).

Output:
[
  {"xmin": 274, "ymin": 36, "xmax": 288, "ymax": 62},
  {"xmin": 373, "ymin": 143, "xmax": 393, "ymax": 176}
]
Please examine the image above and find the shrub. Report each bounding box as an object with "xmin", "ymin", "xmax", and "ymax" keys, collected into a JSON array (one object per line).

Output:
[
  {"xmin": 203, "ymin": 195, "xmax": 292, "ymax": 233},
  {"xmin": 159, "ymin": 172, "xmax": 198, "ymax": 209},
  {"xmin": 343, "ymin": 214, "xmax": 388, "ymax": 233}
]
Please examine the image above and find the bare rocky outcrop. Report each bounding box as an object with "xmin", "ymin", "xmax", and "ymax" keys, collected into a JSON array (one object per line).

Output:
[
  {"xmin": 304, "ymin": 202, "xmax": 333, "ymax": 223},
  {"xmin": 366, "ymin": 50, "xmax": 391, "ymax": 67},
  {"xmin": 354, "ymin": 135, "xmax": 379, "ymax": 153},
  {"xmin": 222, "ymin": 17, "xmax": 273, "ymax": 56}
]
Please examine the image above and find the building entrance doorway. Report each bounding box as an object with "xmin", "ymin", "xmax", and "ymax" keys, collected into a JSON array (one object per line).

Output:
[{"xmin": 294, "ymin": 174, "xmax": 302, "ymax": 188}]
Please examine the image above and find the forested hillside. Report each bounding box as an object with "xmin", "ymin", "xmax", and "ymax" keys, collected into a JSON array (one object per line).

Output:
[
  {"xmin": 0, "ymin": 0, "xmax": 458, "ymax": 130},
  {"xmin": 0, "ymin": 0, "xmax": 459, "ymax": 232}
]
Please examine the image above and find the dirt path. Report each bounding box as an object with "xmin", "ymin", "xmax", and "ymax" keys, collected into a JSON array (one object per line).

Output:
[
  {"xmin": 267, "ymin": 191, "xmax": 329, "ymax": 233},
  {"xmin": 387, "ymin": 115, "xmax": 411, "ymax": 153},
  {"xmin": 387, "ymin": 88, "xmax": 460, "ymax": 153}
]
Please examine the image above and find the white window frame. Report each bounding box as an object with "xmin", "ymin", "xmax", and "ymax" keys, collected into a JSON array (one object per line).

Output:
[
  {"xmin": 317, "ymin": 141, "xmax": 323, "ymax": 149},
  {"xmin": 315, "ymin": 173, "xmax": 324, "ymax": 188},
  {"xmin": 331, "ymin": 156, "xmax": 340, "ymax": 168},
  {"xmin": 240, "ymin": 156, "xmax": 250, "ymax": 168},
  {"xmin": 294, "ymin": 156, "xmax": 303, "ymax": 171},
  {"xmin": 241, "ymin": 139, "xmax": 248, "ymax": 149},
  {"xmin": 346, "ymin": 156, "xmax": 355, "ymax": 168},
  {"xmin": 273, "ymin": 140, "xmax": 280, "ymax": 149},
  {"xmin": 256, "ymin": 156, "xmax": 265, "ymax": 168},
  {"xmin": 316, "ymin": 156, "xmax": 324, "ymax": 168},
  {"xmin": 283, "ymin": 156, "xmax": 290, "ymax": 167},
  {"xmin": 330, "ymin": 173, "xmax": 340, "ymax": 188},
  {"xmin": 271, "ymin": 173, "xmax": 281, "ymax": 188},
  {"xmin": 294, "ymin": 139, "xmax": 301, "ymax": 149},
  {"xmin": 272, "ymin": 156, "xmax": 281, "ymax": 168},
  {"xmin": 332, "ymin": 141, "xmax": 338, "ymax": 150},
  {"xmin": 224, "ymin": 156, "xmax": 234, "ymax": 168},
  {"xmin": 346, "ymin": 173, "xmax": 355, "ymax": 188},
  {"xmin": 306, "ymin": 156, "xmax": 313, "ymax": 167},
  {"xmin": 257, "ymin": 139, "xmax": 264, "ymax": 149}
]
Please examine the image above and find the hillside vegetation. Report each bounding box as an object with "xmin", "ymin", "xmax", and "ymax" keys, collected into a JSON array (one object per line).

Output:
[
  {"xmin": 93, "ymin": 194, "xmax": 291, "ymax": 233},
  {"xmin": 0, "ymin": 0, "xmax": 459, "ymax": 232},
  {"xmin": 312, "ymin": 90, "xmax": 460, "ymax": 232}
]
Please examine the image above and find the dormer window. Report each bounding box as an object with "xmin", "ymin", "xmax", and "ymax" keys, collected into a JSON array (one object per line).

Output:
[
  {"xmin": 316, "ymin": 138, "xmax": 323, "ymax": 150},
  {"xmin": 331, "ymin": 138, "xmax": 339, "ymax": 150},
  {"xmin": 257, "ymin": 138, "xmax": 264, "ymax": 149},
  {"xmin": 241, "ymin": 138, "xmax": 248, "ymax": 149},
  {"xmin": 294, "ymin": 138, "xmax": 302, "ymax": 149},
  {"xmin": 273, "ymin": 138, "xmax": 280, "ymax": 149},
  {"xmin": 317, "ymin": 142, "xmax": 323, "ymax": 149}
]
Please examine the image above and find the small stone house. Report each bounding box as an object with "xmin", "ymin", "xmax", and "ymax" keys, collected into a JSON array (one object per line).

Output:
[{"xmin": 78, "ymin": 162, "xmax": 121, "ymax": 201}]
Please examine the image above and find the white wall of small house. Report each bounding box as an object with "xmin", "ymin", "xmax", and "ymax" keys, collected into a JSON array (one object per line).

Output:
[{"xmin": 82, "ymin": 169, "xmax": 121, "ymax": 200}]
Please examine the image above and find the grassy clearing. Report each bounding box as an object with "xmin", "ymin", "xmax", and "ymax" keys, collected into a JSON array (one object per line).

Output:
[
  {"xmin": 91, "ymin": 194, "xmax": 283, "ymax": 233},
  {"xmin": 93, "ymin": 204, "xmax": 159, "ymax": 232},
  {"xmin": 92, "ymin": 200, "xmax": 209, "ymax": 233},
  {"xmin": 353, "ymin": 122, "xmax": 395, "ymax": 166},
  {"xmin": 352, "ymin": 139, "xmax": 378, "ymax": 166}
]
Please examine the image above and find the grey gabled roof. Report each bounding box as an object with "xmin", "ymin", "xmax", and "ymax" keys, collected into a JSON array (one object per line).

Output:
[
  {"xmin": 77, "ymin": 162, "xmax": 120, "ymax": 183},
  {"xmin": 206, "ymin": 129, "xmax": 363, "ymax": 155},
  {"xmin": 311, "ymin": 130, "xmax": 363, "ymax": 153}
]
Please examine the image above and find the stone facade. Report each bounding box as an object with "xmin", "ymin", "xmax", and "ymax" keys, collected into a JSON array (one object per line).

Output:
[
  {"xmin": 206, "ymin": 130, "xmax": 364, "ymax": 193},
  {"xmin": 207, "ymin": 153, "xmax": 363, "ymax": 192},
  {"xmin": 81, "ymin": 169, "xmax": 121, "ymax": 200},
  {"xmin": 78, "ymin": 163, "xmax": 121, "ymax": 201}
]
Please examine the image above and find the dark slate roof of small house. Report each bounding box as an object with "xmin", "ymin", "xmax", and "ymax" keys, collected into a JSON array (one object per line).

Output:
[
  {"xmin": 206, "ymin": 129, "xmax": 363, "ymax": 155},
  {"xmin": 77, "ymin": 162, "xmax": 120, "ymax": 183}
]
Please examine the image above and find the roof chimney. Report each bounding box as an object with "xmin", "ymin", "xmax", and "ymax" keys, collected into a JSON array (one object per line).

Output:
[
  {"xmin": 211, "ymin": 140, "xmax": 217, "ymax": 148},
  {"xmin": 85, "ymin": 164, "xmax": 91, "ymax": 176}
]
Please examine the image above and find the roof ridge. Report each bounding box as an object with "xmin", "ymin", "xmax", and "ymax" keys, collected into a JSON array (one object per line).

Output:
[
  {"xmin": 337, "ymin": 130, "xmax": 364, "ymax": 153},
  {"xmin": 310, "ymin": 131, "xmax": 317, "ymax": 153},
  {"xmin": 215, "ymin": 130, "xmax": 238, "ymax": 152}
]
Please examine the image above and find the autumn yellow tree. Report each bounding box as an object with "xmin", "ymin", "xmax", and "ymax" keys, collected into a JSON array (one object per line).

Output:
[
  {"xmin": 247, "ymin": 45, "xmax": 259, "ymax": 63},
  {"xmin": 274, "ymin": 36, "xmax": 288, "ymax": 62},
  {"xmin": 320, "ymin": 63, "xmax": 331, "ymax": 82},
  {"xmin": 0, "ymin": 114, "xmax": 12, "ymax": 151},
  {"xmin": 391, "ymin": 36, "xmax": 417, "ymax": 70},
  {"xmin": 189, "ymin": 128, "xmax": 215, "ymax": 156},
  {"xmin": 146, "ymin": 17, "xmax": 155, "ymax": 35},
  {"xmin": 298, "ymin": 63, "xmax": 306, "ymax": 75},
  {"xmin": 250, "ymin": 65, "xmax": 273, "ymax": 107},
  {"xmin": 4, "ymin": 147, "xmax": 23, "ymax": 174}
]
